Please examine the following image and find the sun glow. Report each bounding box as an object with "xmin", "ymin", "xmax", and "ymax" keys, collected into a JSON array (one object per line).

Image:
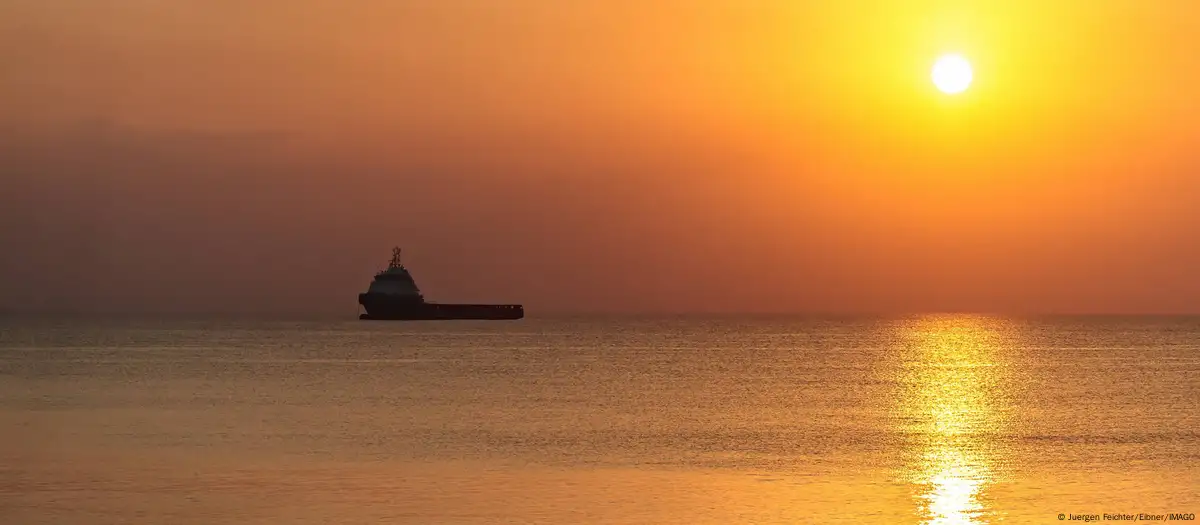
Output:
[{"xmin": 931, "ymin": 54, "xmax": 974, "ymax": 95}]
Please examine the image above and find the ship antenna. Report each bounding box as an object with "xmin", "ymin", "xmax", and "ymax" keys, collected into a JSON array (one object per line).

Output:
[{"xmin": 389, "ymin": 247, "xmax": 403, "ymax": 268}]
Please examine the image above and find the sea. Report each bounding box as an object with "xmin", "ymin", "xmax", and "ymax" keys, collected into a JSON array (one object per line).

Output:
[{"xmin": 1, "ymin": 315, "xmax": 1197, "ymax": 524}]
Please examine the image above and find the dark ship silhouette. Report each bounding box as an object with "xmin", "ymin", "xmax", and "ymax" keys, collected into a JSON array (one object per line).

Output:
[{"xmin": 358, "ymin": 248, "xmax": 524, "ymax": 321}]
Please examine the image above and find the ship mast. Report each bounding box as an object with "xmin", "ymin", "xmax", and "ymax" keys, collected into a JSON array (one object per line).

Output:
[{"xmin": 389, "ymin": 247, "xmax": 403, "ymax": 269}]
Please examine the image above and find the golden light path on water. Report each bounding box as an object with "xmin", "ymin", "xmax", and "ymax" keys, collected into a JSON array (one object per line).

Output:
[{"xmin": 895, "ymin": 316, "xmax": 1015, "ymax": 525}]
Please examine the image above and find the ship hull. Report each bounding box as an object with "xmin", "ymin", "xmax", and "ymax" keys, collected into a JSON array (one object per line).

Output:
[{"xmin": 358, "ymin": 293, "xmax": 523, "ymax": 321}]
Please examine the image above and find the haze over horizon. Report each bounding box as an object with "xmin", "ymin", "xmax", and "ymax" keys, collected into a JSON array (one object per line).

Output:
[{"xmin": 3, "ymin": 1, "xmax": 1199, "ymax": 315}]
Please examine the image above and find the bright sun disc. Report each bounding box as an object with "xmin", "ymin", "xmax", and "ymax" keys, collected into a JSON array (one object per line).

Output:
[{"xmin": 931, "ymin": 54, "xmax": 973, "ymax": 94}]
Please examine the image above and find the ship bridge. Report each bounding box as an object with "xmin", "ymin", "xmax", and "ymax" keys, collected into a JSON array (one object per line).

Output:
[{"xmin": 365, "ymin": 248, "xmax": 425, "ymax": 301}]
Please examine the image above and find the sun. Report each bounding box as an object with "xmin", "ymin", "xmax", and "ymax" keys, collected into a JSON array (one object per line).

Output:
[{"xmin": 931, "ymin": 54, "xmax": 973, "ymax": 95}]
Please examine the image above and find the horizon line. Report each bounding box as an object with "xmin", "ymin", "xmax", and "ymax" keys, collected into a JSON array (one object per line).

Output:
[{"xmin": 5, "ymin": 310, "xmax": 1200, "ymax": 320}]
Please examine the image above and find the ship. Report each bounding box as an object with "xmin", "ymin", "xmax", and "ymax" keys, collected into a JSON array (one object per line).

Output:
[{"xmin": 358, "ymin": 247, "xmax": 524, "ymax": 321}]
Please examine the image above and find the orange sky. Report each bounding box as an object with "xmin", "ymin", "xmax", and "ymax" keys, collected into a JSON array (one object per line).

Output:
[{"xmin": 2, "ymin": 0, "xmax": 1199, "ymax": 314}]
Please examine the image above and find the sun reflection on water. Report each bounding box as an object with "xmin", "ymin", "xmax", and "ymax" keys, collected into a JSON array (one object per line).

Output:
[{"xmin": 894, "ymin": 316, "xmax": 1015, "ymax": 525}]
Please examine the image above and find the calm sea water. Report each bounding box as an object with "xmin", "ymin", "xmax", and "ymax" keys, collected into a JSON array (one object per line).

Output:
[{"xmin": 1, "ymin": 315, "xmax": 1197, "ymax": 524}]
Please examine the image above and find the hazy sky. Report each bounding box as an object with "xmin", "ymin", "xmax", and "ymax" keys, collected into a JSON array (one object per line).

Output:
[{"xmin": 2, "ymin": 0, "xmax": 1199, "ymax": 314}]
